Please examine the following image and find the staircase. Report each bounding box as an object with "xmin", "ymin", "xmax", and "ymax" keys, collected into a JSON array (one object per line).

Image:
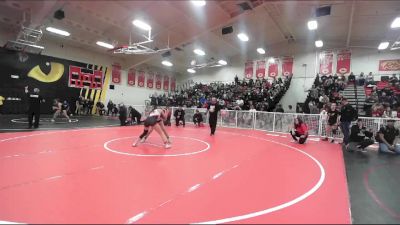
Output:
[{"xmin": 341, "ymin": 84, "xmax": 366, "ymax": 116}]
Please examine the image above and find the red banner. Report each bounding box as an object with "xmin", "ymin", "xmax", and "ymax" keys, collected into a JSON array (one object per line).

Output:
[
  {"xmin": 111, "ymin": 63, "xmax": 121, "ymax": 83},
  {"xmin": 170, "ymin": 77, "xmax": 176, "ymax": 92},
  {"xmin": 256, "ymin": 60, "xmax": 266, "ymax": 78},
  {"xmin": 163, "ymin": 75, "xmax": 169, "ymax": 91},
  {"xmin": 336, "ymin": 50, "xmax": 351, "ymax": 75},
  {"xmin": 138, "ymin": 70, "xmax": 145, "ymax": 87},
  {"xmin": 379, "ymin": 59, "xmax": 400, "ymax": 71},
  {"xmin": 282, "ymin": 57, "xmax": 294, "ymax": 76},
  {"xmin": 268, "ymin": 60, "xmax": 278, "ymax": 77},
  {"xmin": 155, "ymin": 73, "xmax": 162, "ymax": 89},
  {"xmin": 127, "ymin": 68, "xmax": 135, "ymax": 86},
  {"xmin": 244, "ymin": 61, "xmax": 254, "ymax": 79},
  {"xmin": 147, "ymin": 71, "xmax": 154, "ymax": 88},
  {"xmin": 319, "ymin": 51, "xmax": 334, "ymax": 75}
]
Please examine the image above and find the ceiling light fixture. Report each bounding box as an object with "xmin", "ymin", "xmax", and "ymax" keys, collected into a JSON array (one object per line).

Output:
[
  {"xmin": 187, "ymin": 68, "xmax": 196, "ymax": 73},
  {"xmin": 132, "ymin": 19, "xmax": 151, "ymax": 31},
  {"xmin": 307, "ymin": 20, "xmax": 318, "ymax": 30},
  {"xmin": 391, "ymin": 17, "xmax": 400, "ymax": 29},
  {"xmin": 193, "ymin": 49, "xmax": 206, "ymax": 56},
  {"xmin": 45, "ymin": 27, "xmax": 70, "ymax": 36},
  {"xmin": 218, "ymin": 60, "xmax": 227, "ymax": 65},
  {"xmin": 315, "ymin": 40, "xmax": 323, "ymax": 48},
  {"xmin": 378, "ymin": 42, "xmax": 389, "ymax": 50},
  {"xmin": 257, "ymin": 48, "xmax": 266, "ymax": 54},
  {"xmin": 162, "ymin": 60, "xmax": 173, "ymax": 67},
  {"xmin": 96, "ymin": 41, "xmax": 114, "ymax": 49},
  {"xmin": 191, "ymin": 0, "xmax": 206, "ymax": 6},
  {"xmin": 237, "ymin": 33, "xmax": 249, "ymax": 42}
]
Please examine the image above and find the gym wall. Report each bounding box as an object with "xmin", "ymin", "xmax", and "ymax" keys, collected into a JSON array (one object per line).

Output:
[{"xmin": 0, "ymin": 47, "xmax": 110, "ymax": 114}]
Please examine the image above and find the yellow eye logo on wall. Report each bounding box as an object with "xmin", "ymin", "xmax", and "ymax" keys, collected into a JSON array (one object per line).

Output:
[{"xmin": 28, "ymin": 62, "xmax": 64, "ymax": 83}]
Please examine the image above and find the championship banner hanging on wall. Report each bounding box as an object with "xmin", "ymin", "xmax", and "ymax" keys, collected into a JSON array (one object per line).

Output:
[
  {"xmin": 170, "ymin": 77, "xmax": 176, "ymax": 92},
  {"xmin": 127, "ymin": 68, "xmax": 135, "ymax": 86},
  {"xmin": 282, "ymin": 57, "xmax": 294, "ymax": 76},
  {"xmin": 147, "ymin": 71, "xmax": 154, "ymax": 88},
  {"xmin": 336, "ymin": 50, "xmax": 351, "ymax": 75},
  {"xmin": 268, "ymin": 59, "xmax": 278, "ymax": 78},
  {"xmin": 244, "ymin": 61, "xmax": 254, "ymax": 79},
  {"xmin": 379, "ymin": 59, "xmax": 400, "ymax": 71},
  {"xmin": 111, "ymin": 63, "xmax": 121, "ymax": 83},
  {"xmin": 163, "ymin": 75, "xmax": 169, "ymax": 91},
  {"xmin": 155, "ymin": 73, "xmax": 162, "ymax": 89},
  {"xmin": 138, "ymin": 70, "xmax": 145, "ymax": 87},
  {"xmin": 256, "ymin": 60, "xmax": 266, "ymax": 78},
  {"xmin": 319, "ymin": 51, "xmax": 334, "ymax": 76}
]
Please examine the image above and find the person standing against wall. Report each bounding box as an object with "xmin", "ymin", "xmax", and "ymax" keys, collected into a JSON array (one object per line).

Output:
[
  {"xmin": 25, "ymin": 86, "xmax": 45, "ymax": 129},
  {"xmin": 207, "ymin": 97, "xmax": 221, "ymax": 136}
]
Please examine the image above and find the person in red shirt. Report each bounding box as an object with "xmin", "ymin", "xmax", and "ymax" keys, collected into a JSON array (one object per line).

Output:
[{"xmin": 290, "ymin": 117, "xmax": 309, "ymax": 144}]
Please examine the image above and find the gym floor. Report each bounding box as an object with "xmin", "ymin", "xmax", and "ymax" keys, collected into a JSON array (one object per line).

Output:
[{"xmin": 0, "ymin": 115, "xmax": 398, "ymax": 224}]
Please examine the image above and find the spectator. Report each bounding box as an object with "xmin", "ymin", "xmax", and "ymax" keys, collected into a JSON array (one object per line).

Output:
[
  {"xmin": 96, "ymin": 102, "xmax": 105, "ymax": 116},
  {"xmin": 348, "ymin": 72, "xmax": 356, "ymax": 83},
  {"xmin": 193, "ymin": 109, "xmax": 204, "ymax": 127},
  {"xmin": 87, "ymin": 98, "xmax": 94, "ymax": 115},
  {"xmin": 76, "ymin": 96, "xmax": 83, "ymax": 115},
  {"xmin": 118, "ymin": 103, "xmax": 128, "ymax": 126},
  {"xmin": 174, "ymin": 106, "xmax": 185, "ymax": 127},
  {"xmin": 389, "ymin": 74, "xmax": 398, "ymax": 85},
  {"xmin": 323, "ymin": 103, "xmax": 340, "ymax": 143},
  {"xmin": 111, "ymin": 104, "xmax": 118, "ymax": 117},
  {"xmin": 287, "ymin": 105, "xmax": 295, "ymax": 113},
  {"xmin": 347, "ymin": 119, "xmax": 374, "ymax": 152},
  {"xmin": 358, "ymin": 72, "xmax": 365, "ymax": 86},
  {"xmin": 383, "ymin": 106, "xmax": 393, "ymax": 118},
  {"xmin": 164, "ymin": 107, "xmax": 172, "ymax": 126},
  {"xmin": 376, "ymin": 119, "xmax": 400, "ymax": 154},
  {"xmin": 340, "ymin": 98, "xmax": 358, "ymax": 146},
  {"xmin": 275, "ymin": 104, "xmax": 284, "ymax": 113},
  {"xmin": 290, "ymin": 117, "xmax": 308, "ymax": 144},
  {"xmin": 366, "ymin": 72, "xmax": 374, "ymax": 85},
  {"xmin": 107, "ymin": 100, "xmax": 113, "ymax": 116},
  {"xmin": 128, "ymin": 106, "xmax": 142, "ymax": 124}
]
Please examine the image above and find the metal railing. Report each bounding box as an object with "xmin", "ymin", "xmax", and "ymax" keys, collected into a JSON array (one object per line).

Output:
[{"xmin": 164, "ymin": 107, "xmax": 400, "ymax": 138}]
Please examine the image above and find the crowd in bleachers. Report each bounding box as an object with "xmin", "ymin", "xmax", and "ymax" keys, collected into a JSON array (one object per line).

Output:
[
  {"xmin": 149, "ymin": 76, "xmax": 292, "ymax": 112},
  {"xmin": 363, "ymin": 73, "xmax": 400, "ymax": 118},
  {"xmin": 304, "ymin": 73, "xmax": 347, "ymax": 114},
  {"xmin": 305, "ymin": 72, "xmax": 400, "ymax": 118}
]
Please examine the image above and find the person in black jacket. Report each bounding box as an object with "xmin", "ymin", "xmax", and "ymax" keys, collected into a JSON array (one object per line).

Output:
[
  {"xmin": 340, "ymin": 98, "xmax": 358, "ymax": 146},
  {"xmin": 25, "ymin": 86, "xmax": 45, "ymax": 129},
  {"xmin": 207, "ymin": 97, "xmax": 221, "ymax": 136},
  {"xmin": 128, "ymin": 106, "xmax": 142, "ymax": 124},
  {"xmin": 174, "ymin": 106, "xmax": 185, "ymax": 127},
  {"xmin": 193, "ymin": 109, "xmax": 204, "ymax": 127},
  {"xmin": 118, "ymin": 103, "xmax": 128, "ymax": 126},
  {"xmin": 348, "ymin": 119, "xmax": 374, "ymax": 152}
]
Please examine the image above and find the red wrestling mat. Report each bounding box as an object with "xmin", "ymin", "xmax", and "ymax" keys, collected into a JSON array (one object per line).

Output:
[{"xmin": 0, "ymin": 126, "xmax": 351, "ymax": 224}]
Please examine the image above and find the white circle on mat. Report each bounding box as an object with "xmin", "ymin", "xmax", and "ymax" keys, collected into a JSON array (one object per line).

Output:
[{"xmin": 104, "ymin": 136, "xmax": 210, "ymax": 157}]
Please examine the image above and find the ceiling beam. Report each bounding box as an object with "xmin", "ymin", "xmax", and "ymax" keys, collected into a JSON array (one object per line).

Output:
[
  {"xmin": 127, "ymin": 1, "xmax": 268, "ymax": 70},
  {"xmin": 346, "ymin": 0, "xmax": 356, "ymax": 48}
]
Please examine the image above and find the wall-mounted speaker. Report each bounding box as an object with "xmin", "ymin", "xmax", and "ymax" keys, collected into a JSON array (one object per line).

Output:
[
  {"xmin": 222, "ymin": 26, "xmax": 233, "ymax": 35},
  {"xmin": 316, "ymin": 6, "xmax": 331, "ymax": 17},
  {"xmin": 54, "ymin": 9, "xmax": 65, "ymax": 20}
]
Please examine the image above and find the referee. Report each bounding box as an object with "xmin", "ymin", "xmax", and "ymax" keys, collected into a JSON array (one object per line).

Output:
[
  {"xmin": 206, "ymin": 97, "xmax": 221, "ymax": 136},
  {"xmin": 25, "ymin": 86, "xmax": 45, "ymax": 129}
]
